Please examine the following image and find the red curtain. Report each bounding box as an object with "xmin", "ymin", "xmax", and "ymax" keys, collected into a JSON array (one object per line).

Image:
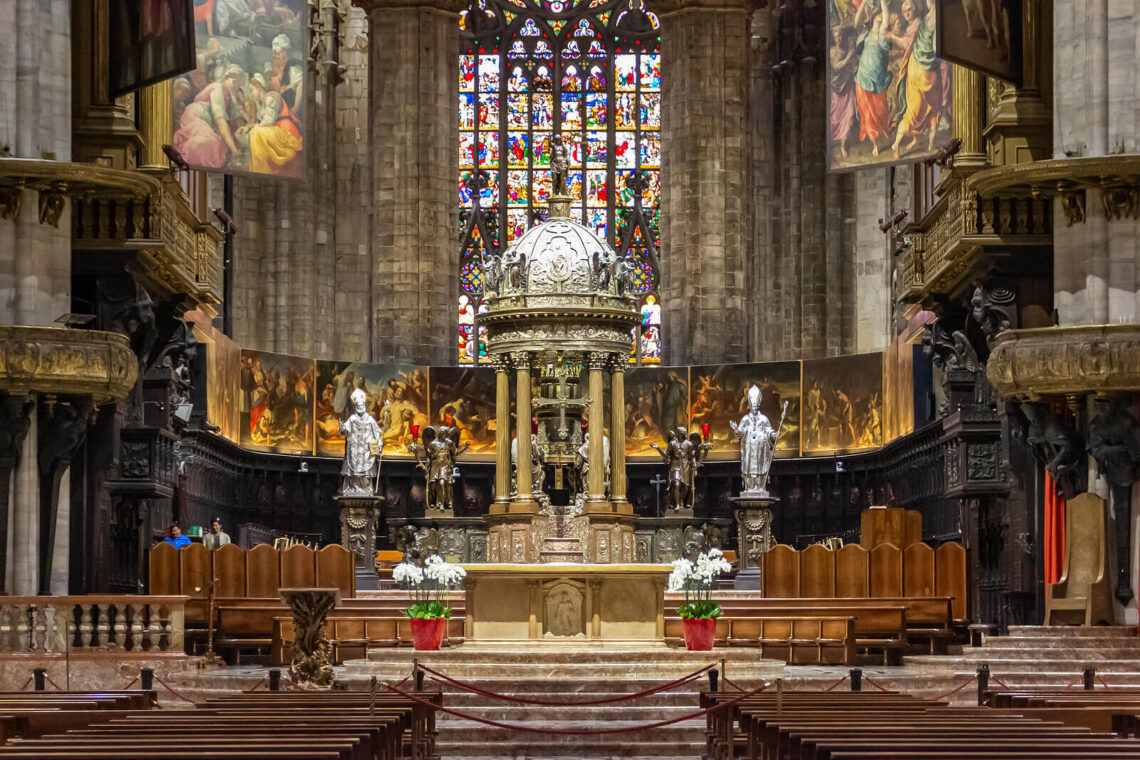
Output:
[{"xmin": 1043, "ymin": 472, "xmax": 1066, "ymax": 586}]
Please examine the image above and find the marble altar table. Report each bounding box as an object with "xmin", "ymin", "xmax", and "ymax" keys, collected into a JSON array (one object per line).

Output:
[{"xmin": 461, "ymin": 564, "xmax": 671, "ymax": 647}]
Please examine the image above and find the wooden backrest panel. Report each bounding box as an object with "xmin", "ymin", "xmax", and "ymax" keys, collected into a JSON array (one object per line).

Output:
[
  {"xmin": 316, "ymin": 545, "xmax": 355, "ymax": 598},
  {"xmin": 903, "ymin": 542, "xmax": 935, "ymax": 597},
  {"xmin": 800, "ymin": 544, "xmax": 836, "ymax": 598},
  {"xmin": 935, "ymin": 541, "xmax": 968, "ymax": 621},
  {"xmin": 179, "ymin": 542, "xmax": 211, "ymax": 598},
  {"xmin": 280, "ymin": 544, "xmax": 316, "ymax": 588},
  {"xmin": 870, "ymin": 542, "xmax": 903, "ymax": 597},
  {"xmin": 148, "ymin": 542, "xmax": 180, "ymax": 595},
  {"xmin": 1063, "ymin": 493, "xmax": 1106, "ymax": 588},
  {"xmin": 213, "ymin": 543, "xmax": 246, "ymax": 598},
  {"xmin": 762, "ymin": 544, "xmax": 800, "ymax": 597},
  {"xmin": 904, "ymin": 510, "xmax": 922, "ymax": 547},
  {"xmin": 835, "ymin": 543, "xmax": 869, "ymax": 597},
  {"xmin": 246, "ymin": 544, "xmax": 281, "ymax": 598}
]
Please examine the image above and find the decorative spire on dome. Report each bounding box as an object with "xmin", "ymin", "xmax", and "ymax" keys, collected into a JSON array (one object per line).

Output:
[{"xmin": 549, "ymin": 133, "xmax": 572, "ymax": 219}]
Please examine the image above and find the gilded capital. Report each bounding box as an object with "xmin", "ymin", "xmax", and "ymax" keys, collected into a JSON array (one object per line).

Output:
[
  {"xmin": 510, "ymin": 351, "xmax": 532, "ymax": 370},
  {"xmin": 607, "ymin": 354, "xmax": 628, "ymax": 374},
  {"xmin": 491, "ymin": 354, "xmax": 512, "ymax": 373},
  {"xmin": 587, "ymin": 352, "xmax": 609, "ymax": 372}
]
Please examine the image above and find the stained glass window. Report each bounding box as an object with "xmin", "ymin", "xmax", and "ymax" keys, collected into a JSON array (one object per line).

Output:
[{"xmin": 458, "ymin": 0, "xmax": 662, "ymax": 363}]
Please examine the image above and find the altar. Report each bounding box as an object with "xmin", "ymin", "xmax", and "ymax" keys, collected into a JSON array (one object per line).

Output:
[{"xmin": 461, "ymin": 564, "xmax": 672, "ymax": 647}]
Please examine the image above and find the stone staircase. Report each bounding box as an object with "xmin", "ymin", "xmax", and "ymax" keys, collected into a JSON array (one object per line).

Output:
[{"xmin": 339, "ymin": 647, "xmax": 784, "ymax": 760}]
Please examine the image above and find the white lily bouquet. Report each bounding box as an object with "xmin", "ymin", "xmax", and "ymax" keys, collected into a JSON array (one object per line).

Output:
[
  {"xmin": 667, "ymin": 548, "xmax": 732, "ymax": 619},
  {"xmin": 393, "ymin": 554, "xmax": 466, "ymax": 619}
]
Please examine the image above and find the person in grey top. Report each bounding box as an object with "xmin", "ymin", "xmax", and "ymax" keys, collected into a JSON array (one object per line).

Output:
[{"xmin": 204, "ymin": 518, "xmax": 231, "ymax": 550}]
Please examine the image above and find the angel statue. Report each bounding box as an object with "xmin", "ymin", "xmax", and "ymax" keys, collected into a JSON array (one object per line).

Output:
[
  {"xmin": 410, "ymin": 425, "xmax": 469, "ymax": 510},
  {"xmin": 729, "ymin": 385, "xmax": 785, "ymax": 497},
  {"xmin": 651, "ymin": 427, "xmax": 711, "ymax": 511},
  {"xmin": 338, "ymin": 389, "xmax": 388, "ymax": 497}
]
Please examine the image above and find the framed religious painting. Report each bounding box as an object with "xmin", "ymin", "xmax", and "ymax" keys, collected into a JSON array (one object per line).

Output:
[
  {"xmin": 173, "ymin": 0, "xmax": 307, "ymax": 177},
  {"xmin": 935, "ymin": 0, "xmax": 1022, "ymax": 85},
  {"xmin": 109, "ymin": 0, "xmax": 197, "ymax": 98},
  {"xmin": 689, "ymin": 362, "xmax": 801, "ymax": 459},
  {"xmin": 238, "ymin": 350, "xmax": 315, "ymax": 454},
  {"xmin": 429, "ymin": 366, "xmax": 498, "ymax": 458},
  {"xmin": 624, "ymin": 367, "xmax": 689, "ymax": 458},
  {"xmin": 801, "ymin": 353, "xmax": 884, "ymax": 455},
  {"xmin": 828, "ymin": 0, "xmax": 954, "ymax": 171},
  {"xmin": 315, "ymin": 362, "xmax": 430, "ymax": 458}
]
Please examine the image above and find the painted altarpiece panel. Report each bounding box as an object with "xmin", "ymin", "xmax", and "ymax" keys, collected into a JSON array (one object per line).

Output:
[
  {"xmin": 239, "ymin": 349, "xmax": 315, "ymax": 454},
  {"xmin": 315, "ymin": 362, "xmax": 430, "ymax": 457},
  {"xmin": 802, "ymin": 353, "xmax": 884, "ymax": 454},
  {"xmin": 689, "ymin": 362, "xmax": 802, "ymax": 459}
]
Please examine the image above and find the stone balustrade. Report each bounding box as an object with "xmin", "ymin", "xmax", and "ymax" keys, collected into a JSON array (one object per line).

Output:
[{"xmin": 0, "ymin": 596, "xmax": 187, "ymax": 655}]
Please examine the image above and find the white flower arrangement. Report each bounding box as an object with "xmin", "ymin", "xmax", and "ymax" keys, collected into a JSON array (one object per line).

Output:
[
  {"xmin": 393, "ymin": 554, "xmax": 466, "ymax": 619},
  {"xmin": 668, "ymin": 548, "xmax": 731, "ymax": 619}
]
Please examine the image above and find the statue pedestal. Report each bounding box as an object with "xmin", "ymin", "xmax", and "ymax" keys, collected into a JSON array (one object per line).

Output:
[
  {"xmin": 730, "ymin": 493, "xmax": 780, "ymax": 590},
  {"xmin": 335, "ymin": 495, "xmax": 383, "ymax": 591}
]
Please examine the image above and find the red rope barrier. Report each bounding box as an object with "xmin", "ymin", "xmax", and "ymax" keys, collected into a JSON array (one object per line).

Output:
[
  {"xmin": 1063, "ymin": 675, "xmax": 1081, "ymax": 690},
  {"xmin": 990, "ymin": 676, "xmax": 1010, "ymax": 690},
  {"xmin": 17, "ymin": 676, "xmax": 32, "ymax": 692},
  {"xmin": 122, "ymin": 675, "xmax": 139, "ymax": 691},
  {"xmin": 824, "ymin": 675, "xmax": 849, "ymax": 693},
  {"xmin": 152, "ymin": 674, "xmax": 198, "ymax": 704},
  {"xmin": 861, "ymin": 675, "xmax": 892, "ymax": 692},
  {"xmin": 415, "ymin": 661, "xmax": 715, "ymax": 706},
  {"xmin": 931, "ymin": 676, "xmax": 975, "ymax": 701},
  {"xmin": 721, "ymin": 676, "xmax": 750, "ymax": 693},
  {"xmin": 242, "ymin": 676, "xmax": 268, "ymax": 693},
  {"xmin": 1097, "ymin": 674, "xmax": 1112, "ymax": 689},
  {"xmin": 382, "ymin": 677, "xmax": 771, "ymax": 736},
  {"xmin": 43, "ymin": 675, "xmax": 64, "ymax": 691}
]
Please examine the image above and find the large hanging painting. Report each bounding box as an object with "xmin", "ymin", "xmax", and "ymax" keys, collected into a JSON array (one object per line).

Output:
[
  {"xmin": 109, "ymin": 0, "xmax": 198, "ymax": 97},
  {"xmin": 802, "ymin": 353, "xmax": 883, "ymax": 454},
  {"xmin": 624, "ymin": 367, "xmax": 689, "ymax": 457},
  {"xmin": 689, "ymin": 362, "xmax": 801, "ymax": 459},
  {"xmin": 935, "ymin": 0, "xmax": 1021, "ymax": 85},
  {"xmin": 201, "ymin": 325, "xmax": 240, "ymax": 445},
  {"xmin": 239, "ymin": 350, "xmax": 314, "ymax": 454},
  {"xmin": 315, "ymin": 362, "xmax": 430, "ymax": 457},
  {"xmin": 173, "ymin": 1, "xmax": 306, "ymax": 177},
  {"xmin": 828, "ymin": 0, "xmax": 953, "ymax": 171},
  {"xmin": 430, "ymin": 367, "xmax": 498, "ymax": 456}
]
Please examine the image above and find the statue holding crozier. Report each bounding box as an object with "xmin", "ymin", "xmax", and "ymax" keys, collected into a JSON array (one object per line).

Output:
[
  {"xmin": 729, "ymin": 385, "xmax": 785, "ymax": 498},
  {"xmin": 338, "ymin": 389, "xmax": 387, "ymax": 497}
]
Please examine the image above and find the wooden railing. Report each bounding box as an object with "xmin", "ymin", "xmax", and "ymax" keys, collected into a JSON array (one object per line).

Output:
[{"xmin": 0, "ymin": 595, "xmax": 188, "ymax": 654}]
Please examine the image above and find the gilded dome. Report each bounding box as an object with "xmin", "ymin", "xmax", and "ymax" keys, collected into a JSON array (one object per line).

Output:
[{"xmin": 496, "ymin": 216, "xmax": 619, "ymax": 297}]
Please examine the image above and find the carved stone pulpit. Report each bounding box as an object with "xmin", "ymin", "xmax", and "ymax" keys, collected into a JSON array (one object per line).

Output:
[{"xmin": 279, "ymin": 587, "xmax": 340, "ymax": 689}]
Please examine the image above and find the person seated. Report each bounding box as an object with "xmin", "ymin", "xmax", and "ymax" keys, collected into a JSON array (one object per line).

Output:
[
  {"xmin": 204, "ymin": 518, "xmax": 231, "ymax": 550},
  {"xmin": 164, "ymin": 524, "xmax": 191, "ymax": 549}
]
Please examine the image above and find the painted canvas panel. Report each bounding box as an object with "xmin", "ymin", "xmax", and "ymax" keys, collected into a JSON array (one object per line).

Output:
[
  {"xmin": 802, "ymin": 353, "xmax": 884, "ymax": 454},
  {"xmin": 624, "ymin": 367, "xmax": 689, "ymax": 457},
  {"xmin": 109, "ymin": 0, "xmax": 197, "ymax": 97},
  {"xmin": 935, "ymin": 0, "xmax": 1021, "ymax": 85},
  {"xmin": 828, "ymin": 0, "xmax": 953, "ymax": 171},
  {"xmin": 689, "ymin": 363, "xmax": 801, "ymax": 459},
  {"xmin": 239, "ymin": 350, "xmax": 314, "ymax": 454},
  {"xmin": 174, "ymin": 1, "xmax": 306, "ymax": 177},
  {"xmin": 201, "ymin": 326, "xmax": 240, "ymax": 445},
  {"xmin": 430, "ymin": 367, "xmax": 497, "ymax": 456},
  {"xmin": 315, "ymin": 362, "xmax": 429, "ymax": 457}
]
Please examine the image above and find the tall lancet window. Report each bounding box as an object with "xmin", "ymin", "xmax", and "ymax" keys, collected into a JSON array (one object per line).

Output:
[{"xmin": 457, "ymin": 0, "xmax": 662, "ymax": 364}]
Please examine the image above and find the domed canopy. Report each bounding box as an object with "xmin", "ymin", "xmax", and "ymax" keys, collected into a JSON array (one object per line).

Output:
[{"xmin": 503, "ymin": 217, "xmax": 616, "ymax": 297}]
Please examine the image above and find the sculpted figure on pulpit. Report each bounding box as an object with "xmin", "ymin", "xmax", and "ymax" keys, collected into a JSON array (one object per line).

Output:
[
  {"xmin": 730, "ymin": 385, "xmax": 784, "ymax": 497},
  {"xmin": 412, "ymin": 425, "xmax": 469, "ymax": 510},
  {"xmin": 338, "ymin": 388, "xmax": 386, "ymax": 497}
]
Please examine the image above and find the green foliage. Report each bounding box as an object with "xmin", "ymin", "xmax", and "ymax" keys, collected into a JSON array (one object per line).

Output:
[
  {"xmin": 677, "ymin": 600, "xmax": 721, "ymax": 619},
  {"xmin": 405, "ymin": 601, "xmax": 452, "ymax": 619}
]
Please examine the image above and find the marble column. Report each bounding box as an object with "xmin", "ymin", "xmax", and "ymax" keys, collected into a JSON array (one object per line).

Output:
[
  {"xmin": 609, "ymin": 355, "xmax": 629, "ymax": 512},
  {"xmin": 659, "ymin": 0, "xmax": 751, "ymax": 364},
  {"xmin": 585, "ymin": 352, "xmax": 608, "ymax": 510},
  {"xmin": 511, "ymin": 351, "xmax": 537, "ymax": 512},
  {"xmin": 492, "ymin": 354, "xmax": 512, "ymax": 512},
  {"xmin": 355, "ymin": 0, "xmax": 461, "ymax": 364},
  {"xmin": 9, "ymin": 409, "xmax": 37, "ymax": 595}
]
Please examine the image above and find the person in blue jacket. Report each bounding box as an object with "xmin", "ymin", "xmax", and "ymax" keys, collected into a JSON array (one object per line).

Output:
[{"xmin": 164, "ymin": 524, "xmax": 191, "ymax": 549}]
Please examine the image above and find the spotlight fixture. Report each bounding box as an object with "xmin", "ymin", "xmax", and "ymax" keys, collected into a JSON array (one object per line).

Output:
[
  {"xmin": 878, "ymin": 209, "xmax": 908, "ymax": 233},
  {"xmin": 925, "ymin": 137, "xmax": 963, "ymax": 168},
  {"xmin": 213, "ymin": 208, "xmax": 238, "ymax": 235},
  {"xmin": 162, "ymin": 144, "xmax": 189, "ymax": 171}
]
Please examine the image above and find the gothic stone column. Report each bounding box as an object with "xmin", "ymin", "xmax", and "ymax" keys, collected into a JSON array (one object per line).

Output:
[
  {"xmin": 355, "ymin": 0, "xmax": 461, "ymax": 364},
  {"xmin": 659, "ymin": 0, "xmax": 751, "ymax": 364}
]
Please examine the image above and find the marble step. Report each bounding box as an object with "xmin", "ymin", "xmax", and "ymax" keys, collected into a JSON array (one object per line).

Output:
[
  {"xmin": 434, "ymin": 703, "xmax": 698, "ymax": 721},
  {"xmin": 438, "ymin": 743, "xmax": 704, "ymax": 759},
  {"xmin": 342, "ymin": 664, "xmax": 776, "ymax": 681},
  {"xmin": 971, "ymin": 638, "xmax": 1140, "ymax": 652},
  {"xmin": 433, "ymin": 719, "xmax": 705, "ymax": 743},
  {"xmin": 1006, "ymin": 625, "xmax": 1138, "ymax": 637},
  {"xmin": 907, "ymin": 656, "xmax": 1140, "ymax": 673},
  {"xmin": 363, "ymin": 648, "xmax": 771, "ymax": 664},
  {"xmin": 956, "ymin": 645, "xmax": 1140, "ymax": 659}
]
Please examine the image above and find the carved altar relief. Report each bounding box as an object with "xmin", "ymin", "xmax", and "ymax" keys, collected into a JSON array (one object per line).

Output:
[{"xmin": 543, "ymin": 579, "xmax": 586, "ymax": 638}]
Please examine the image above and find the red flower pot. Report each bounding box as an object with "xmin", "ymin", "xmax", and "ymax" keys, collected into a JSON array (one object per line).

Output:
[
  {"xmin": 682, "ymin": 617, "xmax": 716, "ymax": 650},
  {"xmin": 410, "ymin": 617, "xmax": 447, "ymax": 650}
]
